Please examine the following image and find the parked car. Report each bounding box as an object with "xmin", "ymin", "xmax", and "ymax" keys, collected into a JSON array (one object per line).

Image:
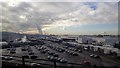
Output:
[
  {"xmin": 90, "ymin": 54, "xmax": 94, "ymax": 57},
  {"xmin": 53, "ymin": 54, "xmax": 59, "ymax": 57},
  {"xmin": 90, "ymin": 54, "xmax": 100, "ymax": 58},
  {"xmin": 0, "ymin": 56, "xmax": 5, "ymax": 60},
  {"xmin": 83, "ymin": 61, "xmax": 91, "ymax": 65},
  {"xmin": 22, "ymin": 55, "xmax": 29, "ymax": 58},
  {"xmin": 78, "ymin": 50, "xmax": 83, "ymax": 53},
  {"xmin": 59, "ymin": 58, "xmax": 67, "ymax": 63},
  {"xmin": 48, "ymin": 52, "xmax": 55, "ymax": 55},
  {"xmin": 29, "ymin": 52, "xmax": 34, "ymax": 55},
  {"xmin": 31, "ymin": 63, "xmax": 41, "ymax": 67},
  {"xmin": 72, "ymin": 52, "xmax": 78, "ymax": 56},
  {"xmin": 30, "ymin": 55, "xmax": 37, "ymax": 59},
  {"xmin": 56, "ymin": 58, "xmax": 61, "ymax": 62},
  {"xmin": 84, "ymin": 48, "xmax": 88, "ymax": 50},
  {"xmin": 41, "ymin": 50, "xmax": 46, "ymax": 53},
  {"xmin": 4, "ymin": 56, "xmax": 13, "ymax": 60},
  {"xmin": 10, "ymin": 51, "xmax": 16, "ymax": 53},
  {"xmin": 94, "ymin": 55, "xmax": 100, "ymax": 58}
]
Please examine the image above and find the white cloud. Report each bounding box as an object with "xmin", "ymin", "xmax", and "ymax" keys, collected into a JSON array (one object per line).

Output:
[
  {"xmin": 1, "ymin": 2, "xmax": 118, "ymax": 34},
  {"xmin": 1, "ymin": 0, "xmax": 119, "ymax": 2}
]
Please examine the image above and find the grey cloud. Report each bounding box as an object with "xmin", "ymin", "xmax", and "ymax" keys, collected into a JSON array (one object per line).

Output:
[{"xmin": 1, "ymin": 2, "xmax": 118, "ymax": 33}]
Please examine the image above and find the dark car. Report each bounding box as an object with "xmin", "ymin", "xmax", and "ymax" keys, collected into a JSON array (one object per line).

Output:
[
  {"xmin": 22, "ymin": 55, "xmax": 29, "ymax": 58},
  {"xmin": 0, "ymin": 56, "xmax": 5, "ymax": 60},
  {"xmin": 48, "ymin": 52, "xmax": 55, "ymax": 55},
  {"xmin": 72, "ymin": 53, "xmax": 78, "ymax": 56},
  {"xmin": 10, "ymin": 51, "xmax": 16, "ymax": 53},
  {"xmin": 22, "ymin": 48, "xmax": 27, "ymax": 51},
  {"xmin": 30, "ymin": 55, "xmax": 37, "ymax": 59},
  {"xmin": 53, "ymin": 54, "xmax": 59, "ymax": 57},
  {"xmin": 41, "ymin": 50, "xmax": 46, "ymax": 53}
]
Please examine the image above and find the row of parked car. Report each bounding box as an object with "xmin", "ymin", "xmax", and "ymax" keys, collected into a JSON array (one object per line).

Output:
[
  {"xmin": 21, "ymin": 46, "xmax": 38, "ymax": 59},
  {"xmin": 65, "ymin": 50, "xmax": 79, "ymax": 56},
  {"xmin": 47, "ymin": 44, "xmax": 80, "ymax": 56},
  {"xmin": 7, "ymin": 47, "xmax": 16, "ymax": 54},
  {"xmin": 63, "ymin": 44, "xmax": 100, "ymax": 58},
  {"xmin": 1, "ymin": 56, "xmax": 13, "ymax": 60},
  {"xmin": 47, "ymin": 45, "xmax": 65, "ymax": 52},
  {"xmin": 47, "ymin": 55, "xmax": 67, "ymax": 63},
  {"xmin": 34, "ymin": 45, "xmax": 68, "ymax": 63},
  {"xmin": 62, "ymin": 43, "xmax": 83, "ymax": 53}
]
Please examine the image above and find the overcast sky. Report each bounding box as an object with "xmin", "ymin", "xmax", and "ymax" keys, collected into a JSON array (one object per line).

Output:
[{"xmin": 0, "ymin": 1, "xmax": 118, "ymax": 35}]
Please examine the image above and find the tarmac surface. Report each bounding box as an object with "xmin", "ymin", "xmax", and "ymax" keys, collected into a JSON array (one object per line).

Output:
[{"xmin": 1, "ymin": 41, "xmax": 120, "ymax": 67}]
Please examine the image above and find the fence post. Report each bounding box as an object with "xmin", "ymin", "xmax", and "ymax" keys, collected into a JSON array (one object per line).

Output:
[
  {"xmin": 22, "ymin": 56, "xmax": 25, "ymax": 66},
  {"xmin": 53, "ymin": 60, "xmax": 57, "ymax": 68}
]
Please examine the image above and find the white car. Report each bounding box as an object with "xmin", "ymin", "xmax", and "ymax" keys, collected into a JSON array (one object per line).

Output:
[
  {"xmin": 5, "ymin": 56, "xmax": 13, "ymax": 60},
  {"xmin": 84, "ymin": 48, "xmax": 88, "ymax": 50},
  {"xmin": 0, "ymin": 56, "xmax": 5, "ymax": 60},
  {"xmin": 31, "ymin": 63, "xmax": 40, "ymax": 67},
  {"xmin": 60, "ymin": 58, "xmax": 67, "ymax": 63}
]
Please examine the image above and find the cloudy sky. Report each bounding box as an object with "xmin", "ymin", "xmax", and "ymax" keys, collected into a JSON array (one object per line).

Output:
[{"xmin": 0, "ymin": 1, "xmax": 118, "ymax": 35}]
